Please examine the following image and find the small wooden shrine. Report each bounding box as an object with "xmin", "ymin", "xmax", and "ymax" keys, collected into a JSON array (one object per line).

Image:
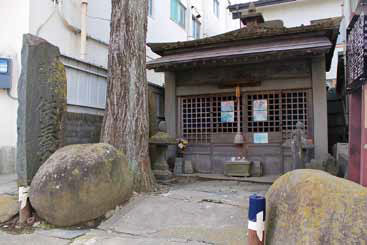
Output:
[{"xmin": 147, "ymin": 9, "xmax": 341, "ymax": 175}]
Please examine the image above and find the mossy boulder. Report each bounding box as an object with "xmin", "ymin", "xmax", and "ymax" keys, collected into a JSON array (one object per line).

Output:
[
  {"xmin": 30, "ymin": 143, "xmax": 133, "ymax": 227},
  {"xmin": 266, "ymin": 169, "xmax": 367, "ymax": 244}
]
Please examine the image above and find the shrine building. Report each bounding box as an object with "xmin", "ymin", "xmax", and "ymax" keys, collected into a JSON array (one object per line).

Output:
[{"xmin": 147, "ymin": 9, "xmax": 341, "ymax": 176}]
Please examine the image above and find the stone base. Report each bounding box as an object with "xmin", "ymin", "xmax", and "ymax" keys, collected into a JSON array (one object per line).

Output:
[
  {"xmin": 0, "ymin": 147, "xmax": 16, "ymax": 175},
  {"xmin": 184, "ymin": 160, "xmax": 194, "ymax": 174},
  {"xmin": 250, "ymin": 160, "xmax": 263, "ymax": 177},
  {"xmin": 174, "ymin": 158, "xmax": 183, "ymax": 175},
  {"xmin": 224, "ymin": 160, "xmax": 252, "ymax": 177},
  {"xmin": 153, "ymin": 170, "xmax": 173, "ymax": 181}
]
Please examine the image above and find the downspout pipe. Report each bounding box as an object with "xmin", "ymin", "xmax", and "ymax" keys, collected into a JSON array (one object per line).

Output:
[{"xmin": 81, "ymin": 0, "xmax": 88, "ymax": 60}]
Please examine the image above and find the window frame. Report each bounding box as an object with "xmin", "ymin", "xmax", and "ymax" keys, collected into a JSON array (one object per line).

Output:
[
  {"xmin": 0, "ymin": 59, "xmax": 9, "ymax": 74},
  {"xmin": 192, "ymin": 16, "xmax": 201, "ymax": 39},
  {"xmin": 148, "ymin": 0, "xmax": 153, "ymax": 17},
  {"xmin": 171, "ymin": 0, "xmax": 186, "ymax": 29},
  {"xmin": 213, "ymin": 0, "xmax": 220, "ymax": 18},
  {"xmin": 178, "ymin": 89, "xmax": 312, "ymax": 144}
]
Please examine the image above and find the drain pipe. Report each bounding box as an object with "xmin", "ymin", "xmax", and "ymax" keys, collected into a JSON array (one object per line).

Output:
[{"xmin": 81, "ymin": 0, "xmax": 88, "ymax": 60}]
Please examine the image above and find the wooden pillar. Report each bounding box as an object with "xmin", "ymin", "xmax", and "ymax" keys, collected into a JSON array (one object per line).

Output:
[
  {"xmin": 311, "ymin": 57, "xmax": 328, "ymax": 160},
  {"xmin": 361, "ymin": 85, "xmax": 367, "ymax": 186},
  {"xmin": 348, "ymin": 89, "xmax": 362, "ymax": 183},
  {"xmin": 165, "ymin": 72, "xmax": 177, "ymax": 138},
  {"xmin": 164, "ymin": 72, "xmax": 177, "ymax": 164}
]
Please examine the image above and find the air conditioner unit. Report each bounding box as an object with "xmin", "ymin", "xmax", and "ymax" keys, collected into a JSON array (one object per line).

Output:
[{"xmin": 0, "ymin": 58, "xmax": 12, "ymax": 89}]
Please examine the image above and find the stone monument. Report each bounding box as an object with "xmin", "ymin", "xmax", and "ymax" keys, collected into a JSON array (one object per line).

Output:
[{"xmin": 17, "ymin": 34, "xmax": 67, "ymax": 186}]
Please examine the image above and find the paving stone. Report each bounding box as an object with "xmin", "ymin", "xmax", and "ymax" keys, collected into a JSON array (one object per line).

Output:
[
  {"xmin": 99, "ymin": 181, "xmax": 270, "ymax": 245},
  {"xmin": 0, "ymin": 174, "xmax": 17, "ymax": 196},
  {"xmin": 71, "ymin": 229, "xmax": 209, "ymax": 245},
  {"xmin": 0, "ymin": 181, "xmax": 269, "ymax": 245},
  {"xmin": 36, "ymin": 229, "xmax": 89, "ymax": 240},
  {"xmin": 0, "ymin": 231, "xmax": 69, "ymax": 245}
]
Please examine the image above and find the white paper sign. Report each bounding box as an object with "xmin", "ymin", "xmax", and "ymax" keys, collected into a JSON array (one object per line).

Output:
[
  {"xmin": 254, "ymin": 133, "xmax": 268, "ymax": 144},
  {"xmin": 253, "ymin": 100, "xmax": 268, "ymax": 122}
]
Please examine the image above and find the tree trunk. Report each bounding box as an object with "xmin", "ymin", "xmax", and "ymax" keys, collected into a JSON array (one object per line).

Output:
[{"xmin": 101, "ymin": 0, "xmax": 155, "ymax": 192}]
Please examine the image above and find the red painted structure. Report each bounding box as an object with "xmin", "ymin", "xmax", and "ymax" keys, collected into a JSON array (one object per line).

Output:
[
  {"xmin": 346, "ymin": 2, "xmax": 367, "ymax": 186},
  {"xmin": 361, "ymin": 86, "xmax": 367, "ymax": 186}
]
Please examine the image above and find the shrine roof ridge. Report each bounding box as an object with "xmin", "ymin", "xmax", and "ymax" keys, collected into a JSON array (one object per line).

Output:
[{"xmin": 147, "ymin": 17, "xmax": 342, "ymax": 57}]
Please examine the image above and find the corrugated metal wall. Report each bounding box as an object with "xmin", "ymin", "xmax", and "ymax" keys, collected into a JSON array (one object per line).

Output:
[{"xmin": 62, "ymin": 56, "xmax": 107, "ymax": 109}]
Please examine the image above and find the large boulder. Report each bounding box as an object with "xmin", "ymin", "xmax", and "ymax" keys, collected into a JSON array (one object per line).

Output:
[
  {"xmin": 266, "ymin": 169, "xmax": 367, "ymax": 244},
  {"xmin": 30, "ymin": 143, "xmax": 133, "ymax": 227}
]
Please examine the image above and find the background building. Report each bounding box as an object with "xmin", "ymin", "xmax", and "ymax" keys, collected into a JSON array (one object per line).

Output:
[
  {"xmin": 0, "ymin": 0, "xmax": 234, "ymax": 174},
  {"xmin": 228, "ymin": 0, "xmax": 344, "ymax": 83},
  {"xmin": 340, "ymin": 0, "xmax": 367, "ymax": 186}
]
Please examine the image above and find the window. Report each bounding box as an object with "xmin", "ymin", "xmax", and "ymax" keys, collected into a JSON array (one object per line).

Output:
[
  {"xmin": 179, "ymin": 89, "xmax": 310, "ymax": 144},
  {"xmin": 180, "ymin": 95, "xmax": 242, "ymax": 144},
  {"xmin": 171, "ymin": 0, "xmax": 186, "ymax": 28},
  {"xmin": 63, "ymin": 57, "xmax": 107, "ymax": 109},
  {"xmin": 213, "ymin": 0, "xmax": 219, "ymax": 18},
  {"xmin": 247, "ymin": 92, "xmax": 281, "ymax": 133},
  {"xmin": 192, "ymin": 16, "xmax": 201, "ymax": 39},
  {"xmin": 148, "ymin": 0, "xmax": 153, "ymax": 17},
  {"xmin": 0, "ymin": 59, "xmax": 8, "ymax": 74},
  {"xmin": 281, "ymin": 90, "xmax": 309, "ymax": 140}
]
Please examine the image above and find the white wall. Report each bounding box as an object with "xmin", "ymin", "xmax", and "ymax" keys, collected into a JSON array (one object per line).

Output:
[
  {"xmin": 147, "ymin": 0, "xmax": 189, "ymax": 85},
  {"xmin": 0, "ymin": 0, "xmax": 111, "ymax": 147},
  {"xmin": 0, "ymin": 0, "xmax": 29, "ymax": 147},
  {"xmin": 229, "ymin": 0, "xmax": 343, "ymax": 80},
  {"xmin": 146, "ymin": 0, "xmax": 234, "ymax": 85},
  {"xmin": 257, "ymin": 0, "xmax": 342, "ymax": 28},
  {"xmin": 0, "ymin": 0, "xmax": 233, "ymax": 147},
  {"xmin": 28, "ymin": 0, "xmax": 110, "ymax": 68}
]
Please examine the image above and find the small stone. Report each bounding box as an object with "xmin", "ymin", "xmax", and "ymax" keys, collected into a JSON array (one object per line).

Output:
[
  {"xmin": 33, "ymin": 221, "xmax": 41, "ymax": 228},
  {"xmin": 86, "ymin": 221, "xmax": 97, "ymax": 228},
  {"xmin": 105, "ymin": 209, "xmax": 115, "ymax": 219},
  {"xmin": 0, "ymin": 195, "xmax": 18, "ymax": 223}
]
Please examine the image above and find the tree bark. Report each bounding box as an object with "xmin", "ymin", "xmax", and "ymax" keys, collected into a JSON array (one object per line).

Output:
[{"xmin": 101, "ymin": 0, "xmax": 155, "ymax": 192}]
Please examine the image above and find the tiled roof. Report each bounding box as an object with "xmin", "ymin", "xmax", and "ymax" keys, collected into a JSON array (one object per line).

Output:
[
  {"xmin": 228, "ymin": 0, "xmax": 297, "ymax": 12},
  {"xmin": 147, "ymin": 17, "xmax": 342, "ymax": 56}
]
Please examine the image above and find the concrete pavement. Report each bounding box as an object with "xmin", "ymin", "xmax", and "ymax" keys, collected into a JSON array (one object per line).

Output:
[
  {"xmin": 73, "ymin": 181, "xmax": 269, "ymax": 245},
  {"xmin": 0, "ymin": 178, "xmax": 270, "ymax": 245}
]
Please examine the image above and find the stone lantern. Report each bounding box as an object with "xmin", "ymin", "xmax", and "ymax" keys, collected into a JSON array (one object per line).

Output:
[{"xmin": 149, "ymin": 121, "xmax": 176, "ymax": 180}]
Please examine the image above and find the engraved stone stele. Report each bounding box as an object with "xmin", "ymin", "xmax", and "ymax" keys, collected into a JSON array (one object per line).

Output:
[{"xmin": 17, "ymin": 34, "xmax": 67, "ymax": 186}]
